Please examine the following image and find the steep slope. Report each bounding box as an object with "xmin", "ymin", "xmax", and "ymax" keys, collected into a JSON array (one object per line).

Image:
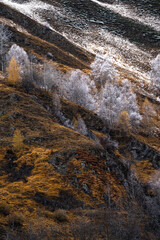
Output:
[
  {"xmin": 0, "ymin": 0, "xmax": 160, "ymax": 239},
  {"xmin": 0, "ymin": 77, "xmax": 160, "ymax": 239},
  {"xmin": 0, "ymin": 1, "xmax": 94, "ymax": 69}
]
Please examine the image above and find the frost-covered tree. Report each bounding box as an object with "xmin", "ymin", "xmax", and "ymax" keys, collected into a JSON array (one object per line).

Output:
[
  {"xmin": 6, "ymin": 44, "xmax": 38, "ymax": 92},
  {"xmin": 66, "ymin": 70, "xmax": 96, "ymax": 111},
  {"xmin": 90, "ymin": 54, "xmax": 119, "ymax": 87},
  {"xmin": 97, "ymin": 79, "xmax": 142, "ymax": 129},
  {"xmin": 0, "ymin": 24, "xmax": 11, "ymax": 72},
  {"xmin": 76, "ymin": 116, "xmax": 88, "ymax": 136},
  {"xmin": 90, "ymin": 54, "xmax": 141, "ymax": 129},
  {"xmin": 52, "ymin": 93, "xmax": 61, "ymax": 117},
  {"xmin": 6, "ymin": 44, "xmax": 30, "ymax": 75},
  {"xmin": 150, "ymin": 54, "xmax": 160, "ymax": 89},
  {"xmin": 43, "ymin": 62, "xmax": 64, "ymax": 94}
]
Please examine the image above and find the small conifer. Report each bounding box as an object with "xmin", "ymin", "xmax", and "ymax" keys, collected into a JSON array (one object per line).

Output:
[
  {"xmin": 7, "ymin": 57, "xmax": 21, "ymax": 84},
  {"xmin": 12, "ymin": 129, "xmax": 24, "ymax": 152}
]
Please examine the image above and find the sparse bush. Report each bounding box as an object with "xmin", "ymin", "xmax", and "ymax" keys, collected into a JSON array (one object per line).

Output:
[
  {"xmin": 7, "ymin": 213, "xmax": 24, "ymax": 228},
  {"xmin": 0, "ymin": 203, "xmax": 10, "ymax": 216},
  {"xmin": 53, "ymin": 209, "xmax": 69, "ymax": 223},
  {"xmin": 21, "ymin": 76, "xmax": 35, "ymax": 93},
  {"xmin": 51, "ymin": 94, "xmax": 74, "ymax": 128},
  {"xmin": 66, "ymin": 70, "xmax": 96, "ymax": 111},
  {"xmin": 141, "ymin": 98, "xmax": 158, "ymax": 136},
  {"xmin": 76, "ymin": 116, "xmax": 88, "ymax": 136},
  {"xmin": 12, "ymin": 129, "xmax": 24, "ymax": 152},
  {"xmin": 99, "ymin": 135, "xmax": 118, "ymax": 151},
  {"xmin": 31, "ymin": 68, "xmax": 44, "ymax": 88},
  {"xmin": 142, "ymin": 98, "xmax": 156, "ymax": 120},
  {"xmin": 52, "ymin": 93, "xmax": 61, "ymax": 117},
  {"xmin": 43, "ymin": 62, "xmax": 64, "ymax": 93},
  {"xmin": 70, "ymin": 219, "xmax": 99, "ymax": 240}
]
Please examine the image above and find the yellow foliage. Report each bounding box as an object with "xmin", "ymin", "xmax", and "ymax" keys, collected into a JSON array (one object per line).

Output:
[
  {"xmin": 118, "ymin": 111, "xmax": 131, "ymax": 131},
  {"xmin": 7, "ymin": 57, "xmax": 21, "ymax": 84},
  {"xmin": 73, "ymin": 116, "xmax": 77, "ymax": 129},
  {"xmin": 12, "ymin": 129, "xmax": 24, "ymax": 152}
]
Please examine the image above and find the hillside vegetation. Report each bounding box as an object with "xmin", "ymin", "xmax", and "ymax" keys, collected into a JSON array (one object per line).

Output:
[
  {"xmin": 0, "ymin": 66, "xmax": 160, "ymax": 238},
  {"xmin": 0, "ymin": 1, "xmax": 160, "ymax": 239}
]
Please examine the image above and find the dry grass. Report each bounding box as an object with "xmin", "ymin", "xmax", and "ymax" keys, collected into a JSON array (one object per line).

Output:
[
  {"xmin": 53, "ymin": 209, "xmax": 69, "ymax": 223},
  {"xmin": 0, "ymin": 79, "xmax": 159, "ymax": 238},
  {"xmin": 135, "ymin": 160, "xmax": 156, "ymax": 184}
]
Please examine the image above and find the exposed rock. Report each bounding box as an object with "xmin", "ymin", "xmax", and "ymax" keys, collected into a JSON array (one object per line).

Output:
[
  {"xmin": 82, "ymin": 183, "xmax": 90, "ymax": 193},
  {"xmin": 9, "ymin": 112, "xmax": 20, "ymax": 119},
  {"xmin": 81, "ymin": 162, "xmax": 87, "ymax": 170},
  {"xmin": 74, "ymin": 167, "xmax": 81, "ymax": 174},
  {"xmin": 127, "ymin": 137, "xmax": 160, "ymax": 169},
  {"xmin": 0, "ymin": 111, "xmax": 5, "ymax": 116},
  {"xmin": 73, "ymin": 177, "xmax": 79, "ymax": 187},
  {"xmin": 99, "ymin": 0, "xmax": 115, "ymax": 3},
  {"xmin": 88, "ymin": 130, "xmax": 99, "ymax": 142},
  {"xmin": 12, "ymin": 0, "xmax": 29, "ymax": 3},
  {"xmin": 48, "ymin": 150, "xmax": 76, "ymax": 174},
  {"xmin": 30, "ymin": 95, "xmax": 38, "ymax": 101},
  {"xmin": 10, "ymin": 93, "xmax": 20, "ymax": 102},
  {"xmin": 48, "ymin": 155, "xmax": 69, "ymax": 175}
]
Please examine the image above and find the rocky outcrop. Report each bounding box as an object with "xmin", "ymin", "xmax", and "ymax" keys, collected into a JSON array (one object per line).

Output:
[{"xmin": 127, "ymin": 137, "xmax": 160, "ymax": 169}]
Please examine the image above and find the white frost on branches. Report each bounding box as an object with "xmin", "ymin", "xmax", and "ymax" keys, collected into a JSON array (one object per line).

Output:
[
  {"xmin": 65, "ymin": 69, "xmax": 96, "ymax": 111},
  {"xmin": 97, "ymin": 79, "xmax": 142, "ymax": 128},
  {"xmin": 150, "ymin": 54, "xmax": 160, "ymax": 89},
  {"xmin": 90, "ymin": 54, "xmax": 119, "ymax": 87},
  {"xmin": 90, "ymin": 54, "xmax": 142, "ymax": 128},
  {"xmin": 41, "ymin": 54, "xmax": 141, "ymax": 130},
  {"xmin": 77, "ymin": 117, "xmax": 88, "ymax": 136},
  {"xmin": 6, "ymin": 44, "xmax": 30, "ymax": 74}
]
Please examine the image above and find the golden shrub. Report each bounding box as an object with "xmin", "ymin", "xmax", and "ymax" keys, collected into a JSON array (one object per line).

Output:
[
  {"xmin": 53, "ymin": 209, "xmax": 68, "ymax": 223},
  {"xmin": 7, "ymin": 57, "xmax": 21, "ymax": 84},
  {"xmin": 12, "ymin": 129, "xmax": 24, "ymax": 152},
  {"xmin": 118, "ymin": 111, "xmax": 131, "ymax": 131}
]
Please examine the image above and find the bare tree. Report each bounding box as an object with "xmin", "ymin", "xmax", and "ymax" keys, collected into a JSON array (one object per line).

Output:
[{"xmin": 150, "ymin": 54, "xmax": 160, "ymax": 92}]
